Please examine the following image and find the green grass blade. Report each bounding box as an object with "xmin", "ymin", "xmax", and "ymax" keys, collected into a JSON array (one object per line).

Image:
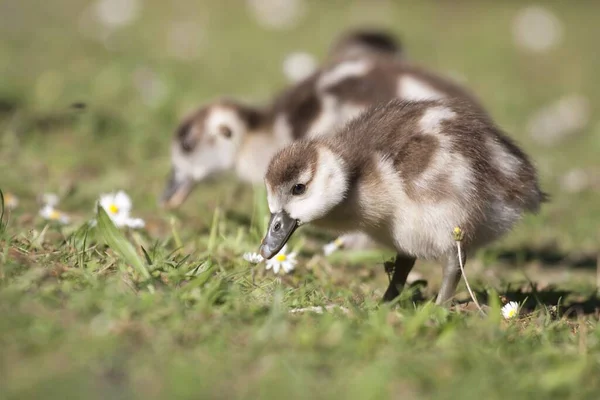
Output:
[
  {"xmin": 95, "ymin": 205, "xmax": 151, "ymax": 281},
  {"xmin": 0, "ymin": 189, "xmax": 5, "ymax": 234},
  {"xmin": 141, "ymin": 245, "xmax": 153, "ymax": 266},
  {"xmin": 170, "ymin": 216, "xmax": 183, "ymax": 249},
  {"xmin": 207, "ymin": 207, "xmax": 220, "ymax": 253}
]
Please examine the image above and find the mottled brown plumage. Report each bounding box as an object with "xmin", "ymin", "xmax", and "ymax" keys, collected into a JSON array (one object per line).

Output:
[{"xmin": 262, "ymin": 98, "xmax": 546, "ymax": 304}]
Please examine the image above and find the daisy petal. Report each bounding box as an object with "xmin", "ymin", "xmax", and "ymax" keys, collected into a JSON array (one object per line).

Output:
[
  {"xmin": 111, "ymin": 212, "xmax": 129, "ymax": 227},
  {"xmin": 270, "ymin": 262, "xmax": 280, "ymax": 274},
  {"xmin": 243, "ymin": 252, "xmax": 264, "ymax": 264},
  {"xmin": 125, "ymin": 217, "xmax": 145, "ymax": 229},
  {"xmin": 99, "ymin": 194, "xmax": 114, "ymax": 211},
  {"xmin": 281, "ymin": 261, "xmax": 295, "ymax": 273},
  {"xmin": 114, "ymin": 190, "xmax": 132, "ymax": 212}
]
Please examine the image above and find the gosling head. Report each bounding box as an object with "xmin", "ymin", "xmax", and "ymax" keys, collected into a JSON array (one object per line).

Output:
[
  {"xmin": 161, "ymin": 99, "xmax": 265, "ymax": 209},
  {"xmin": 259, "ymin": 141, "xmax": 349, "ymax": 259}
]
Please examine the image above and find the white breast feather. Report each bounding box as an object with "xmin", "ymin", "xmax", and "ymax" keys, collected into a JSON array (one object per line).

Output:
[{"xmin": 361, "ymin": 106, "xmax": 475, "ymax": 258}]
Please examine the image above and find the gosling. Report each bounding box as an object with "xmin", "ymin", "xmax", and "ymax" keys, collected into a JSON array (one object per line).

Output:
[{"xmin": 259, "ymin": 98, "xmax": 546, "ymax": 305}]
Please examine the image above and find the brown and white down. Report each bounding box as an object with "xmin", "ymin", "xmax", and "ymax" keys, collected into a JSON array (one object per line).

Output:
[
  {"xmin": 259, "ymin": 98, "xmax": 546, "ymax": 304},
  {"xmin": 325, "ymin": 28, "xmax": 404, "ymax": 62},
  {"xmin": 161, "ymin": 38, "xmax": 487, "ymax": 252}
]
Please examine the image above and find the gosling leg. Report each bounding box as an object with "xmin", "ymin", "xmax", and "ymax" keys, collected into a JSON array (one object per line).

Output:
[
  {"xmin": 382, "ymin": 253, "xmax": 416, "ymax": 302},
  {"xmin": 435, "ymin": 250, "xmax": 466, "ymax": 306}
]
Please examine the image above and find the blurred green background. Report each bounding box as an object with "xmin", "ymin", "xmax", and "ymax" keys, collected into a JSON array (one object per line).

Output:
[
  {"xmin": 1, "ymin": 1, "xmax": 600, "ymax": 399},
  {"xmin": 1, "ymin": 0, "xmax": 599, "ymax": 248}
]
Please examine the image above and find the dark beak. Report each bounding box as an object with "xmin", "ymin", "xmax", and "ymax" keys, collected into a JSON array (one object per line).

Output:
[
  {"xmin": 159, "ymin": 169, "xmax": 195, "ymax": 209},
  {"xmin": 259, "ymin": 211, "xmax": 298, "ymax": 259}
]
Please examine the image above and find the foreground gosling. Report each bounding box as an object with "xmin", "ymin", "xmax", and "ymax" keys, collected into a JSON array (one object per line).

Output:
[{"xmin": 259, "ymin": 98, "xmax": 546, "ymax": 304}]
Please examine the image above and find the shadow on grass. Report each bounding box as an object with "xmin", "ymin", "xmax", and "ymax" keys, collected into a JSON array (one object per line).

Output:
[
  {"xmin": 404, "ymin": 278, "xmax": 600, "ymax": 317},
  {"xmin": 467, "ymin": 285, "xmax": 600, "ymax": 318},
  {"xmin": 499, "ymin": 285, "xmax": 600, "ymax": 318},
  {"xmin": 493, "ymin": 244, "xmax": 598, "ymax": 269}
]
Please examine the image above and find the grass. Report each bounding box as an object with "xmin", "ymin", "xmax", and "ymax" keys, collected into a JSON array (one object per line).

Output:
[{"xmin": 1, "ymin": 1, "xmax": 600, "ymax": 399}]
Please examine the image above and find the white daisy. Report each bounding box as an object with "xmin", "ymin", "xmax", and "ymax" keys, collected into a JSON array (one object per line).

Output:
[
  {"xmin": 98, "ymin": 190, "xmax": 145, "ymax": 228},
  {"xmin": 323, "ymin": 236, "xmax": 345, "ymax": 256},
  {"xmin": 501, "ymin": 301, "xmax": 520, "ymax": 320},
  {"xmin": 243, "ymin": 252, "xmax": 264, "ymax": 264},
  {"xmin": 3, "ymin": 192, "xmax": 19, "ymax": 210},
  {"xmin": 39, "ymin": 204, "xmax": 71, "ymax": 224},
  {"xmin": 265, "ymin": 245, "xmax": 297, "ymax": 274}
]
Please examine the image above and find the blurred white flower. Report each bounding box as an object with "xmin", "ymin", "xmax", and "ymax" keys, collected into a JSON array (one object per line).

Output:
[
  {"xmin": 3, "ymin": 192, "xmax": 19, "ymax": 210},
  {"xmin": 283, "ymin": 52, "xmax": 317, "ymax": 83},
  {"xmin": 323, "ymin": 237, "xmax": 345, "ymax": 256},
  {"xmin": 247, "ymin": 0, "xmax": 306, "ymax": 30},
  {"xmin": 94, "ymin": 0, "xmax": 141, "ymax": 29},
  {"xmin": 166, "ymin": 21, "xmax": 204, "ymax": 61},
  {"xmin": 528, "ymin": 95, "xmax": 590, "ymax": 146},
  {"xmin": 98, "ymin": 191, "xmax": 145, "ymax": 229},
  {"xmin": 560, "ymin": 168, "xmax": 599, "ymax": 194},
  {"xmin": 41, "ymin": 193, "xmax": 60, "ymax": 207},
  {"xmin": 512, "ymin": 5, "xmax": 563, "ymax": 53},
  {"xmin": 126, "ymin": 217, "xmax": 145, "ymax": 229},
  {"xmin": 265, "ymin": 245, "xmax": 296, "ymax": 274},
  {"xmin": 501, "ymin": 301, "xmax": 520, "ymax": 320},
  {"xmin": 243, "ymin": 252, "xmax": 264, "ymax": 263},
  {"xmin": 132, "ymin": 66, "xmax": 168, "ymax": 108},
  {"xmin": 77, "ymin": 6, "xmax": 119, "ymax": 51},
  {"xmin": 39, "ymin": 204, "xmax": 71, "ymax": 225}
]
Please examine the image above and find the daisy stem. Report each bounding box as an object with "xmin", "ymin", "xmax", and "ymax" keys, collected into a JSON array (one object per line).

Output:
[{"xmin": 456, "ymin": 240, "xmax": 486, "ymax": 316}]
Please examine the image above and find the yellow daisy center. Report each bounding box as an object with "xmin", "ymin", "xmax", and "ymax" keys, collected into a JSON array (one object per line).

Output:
[
  {"xmin": 275, "ymin": 254, "xmax": 287, "ymax": 262},
  {"xmin": 334, "ymin": 238, "xmax": 344, "ymax": 247},
  {"xmin": 49, "ymin": 210, "xmax": 61, "ymax": 220},
  {"xmin": 507, "ymin": 309, "xmax": 516, "ymax": 318},
  {"xmin": 108, "ymin": 204, "xmax": 119, "ymax": 214}
]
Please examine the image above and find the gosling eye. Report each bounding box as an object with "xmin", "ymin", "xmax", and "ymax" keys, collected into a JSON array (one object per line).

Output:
[
  {"xmin": 218, "ymin": 125, "xmax": 232, "ymax": 139},
  {"xmin": 291, "ymin": 183, "xmax": 306, "ymax": 196},
  {"xmin": 181, "ymin": 137, "xmax": 195, "ymax": 152}
]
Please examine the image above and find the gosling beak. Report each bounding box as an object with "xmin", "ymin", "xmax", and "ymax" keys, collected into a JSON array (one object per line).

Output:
[
  {"xmin": 160, "ymin": 169, "xmax": 195, "ymax": 209},
  {"xmin": 259, "ymin": 211, "xmax": 298, "ymax": 259}
]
